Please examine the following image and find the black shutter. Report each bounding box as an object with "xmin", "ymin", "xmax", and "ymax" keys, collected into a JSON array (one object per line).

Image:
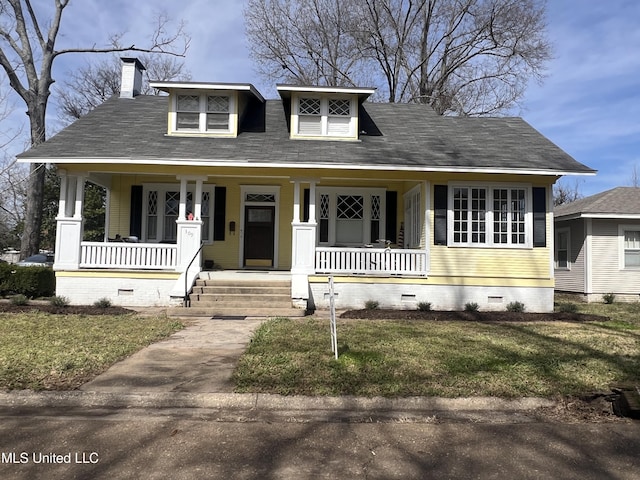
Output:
[
  {"xmin": 129, "ymin": 185, "xmax": 142, "ymax": 238},
  {"xmin": 385, "ymin": 191, "xmax": 397, "ymax": 243},
  {"xmin": 214, "ymin": 186, "xmax": 226, "ymax": 241},
  {"xmin": 532, "ymin": 187, "xmax": 546, "ymax": 247},
  {"xmin": 303, "ymin": 188, "xmax": 310, "ymax": 222},
  {"xmin": 434, "ymin": 185, "xmax": 448, "ymax": 245}
]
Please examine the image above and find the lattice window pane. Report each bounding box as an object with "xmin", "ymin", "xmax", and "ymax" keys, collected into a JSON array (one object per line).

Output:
[
  {"xmin": 165, "ymin": 192, "xmax": 179, "ymax": 216},
  {"xmin": 246, "ymin": 193, "xmax": 275, "ymax": 203},
  {"xmin": 371, "ymin": 195, "xmax": 381, "ymax": 220},
  {"xmin": 148, "ymin": 191, "xmax": 158, "ymax": 215},
  {"xmin": 329, "ymin": 99, "xmax": 350, "ymax": 116},
  {"xmin": 177, "ymin": 95, "xmax": 199, "ymax": 111},
  {"xmin": 337, "ymin": 195, "xmax": 363, "ymax": 219},
  {"xmin": 146, "ymin": 190, "xmax": 158, "ymax": 240},
  {"xmin": 320, "ymin": 194, "xmax": 330, "ymax": 219},
  {"xmin": 299, "ymin": 98, "xmax": 321, "ymax": 115},
  {"xmin": 207, "ymin": 95, "xmax": 229, "ymax": 112}
]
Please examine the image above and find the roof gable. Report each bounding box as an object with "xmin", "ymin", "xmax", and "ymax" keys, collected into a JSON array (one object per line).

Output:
[{"xmin": 555, "ymin": 187, "xmax": 640, "ymax": 219}]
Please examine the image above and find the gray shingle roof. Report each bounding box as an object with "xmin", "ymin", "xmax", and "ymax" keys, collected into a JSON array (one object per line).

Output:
[
  {"xmin": 18, "ymin": 95, "xmax": 594, "ymax": 175},
  {"xmin": 555, "ymin": 187, "xmax": 640, "ymax": 218}
]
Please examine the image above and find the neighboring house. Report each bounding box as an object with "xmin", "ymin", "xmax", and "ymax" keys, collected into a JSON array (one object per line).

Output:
[
  {"xmin": 554, "ymin": 187, "xmax": 640, "ymax": 302},
  {"xmin": 17, "ymin": 58, "xmax": 594, "ymax": 312}
]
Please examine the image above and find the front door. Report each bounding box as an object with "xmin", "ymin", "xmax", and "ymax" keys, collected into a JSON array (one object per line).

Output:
[{"xmin": 243, "ymin": 205, "xmax": 275, "ymax": 267}]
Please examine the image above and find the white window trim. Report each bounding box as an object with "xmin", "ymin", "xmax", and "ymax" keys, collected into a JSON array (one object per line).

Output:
[
  {"xmin": 291, "ymin": 93, "xmax": 357, "ymax": 139},
  {"xmin": 555, "ymin": 226, "xmax": 571, "ymax": 270},
  {"xmin": 171, "ymin": 92, "xmax": 237, "ymax": 136},
  {"xmin": 403, "ymin": 184, "xmax": 422, "ymax": 249},
  {"xmin": 447, "ymin": 182, "xmax": 533, "ymax": 249},
  {"xmin": 316, "ymin": 186, "xmax": 386, "ymax": 246},
  {"xmin": 618, "ymin": 224, "xmax": 640, "ymax": 270},
  {"xmin": 141, "ymin": 183, "xmax": 215, "ymax": 244}
]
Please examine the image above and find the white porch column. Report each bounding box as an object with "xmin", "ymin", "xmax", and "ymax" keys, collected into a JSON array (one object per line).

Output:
[
  {"xmin": 175, "ymin": 176, "xmax": 206, "ymax": 272},
  {"xmin": 291, "ymin": 180, "xmax": 318, "ymax": 307},
  {"xmin": 54, "ymin": 172, "xmax": 85, "ymax": 270},
  {"xmin": 178, "ymin": 177, "xmax": 188, "ymax": 220}
]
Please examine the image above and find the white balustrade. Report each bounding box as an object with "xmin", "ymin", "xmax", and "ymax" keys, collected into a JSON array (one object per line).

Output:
[
  {"xmin": 80, "ymin": 242, "xmax": 178, "ymax": 270},
  {"xmin": 315, "ymin": 247, "xmax": 427, "ymax": 276}
]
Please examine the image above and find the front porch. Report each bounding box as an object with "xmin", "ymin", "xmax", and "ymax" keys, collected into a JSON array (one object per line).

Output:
[{"xmin": 52, "ymin": 172, "xmax": 429, "ymax": 308}]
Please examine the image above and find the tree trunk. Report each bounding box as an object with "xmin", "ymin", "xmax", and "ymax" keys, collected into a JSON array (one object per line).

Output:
[{"xmin": 20, "ymin": 99, "xmax": 48, "ymax": 259}]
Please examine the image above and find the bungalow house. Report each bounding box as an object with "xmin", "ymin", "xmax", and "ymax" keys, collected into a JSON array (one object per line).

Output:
[
  {"xmin": 554, "ymin": 187, "xmax": 640, "ymax": 302},
  {"xmin": 17, "ymin": 58, "xmax": 594, "ymax": 313}
]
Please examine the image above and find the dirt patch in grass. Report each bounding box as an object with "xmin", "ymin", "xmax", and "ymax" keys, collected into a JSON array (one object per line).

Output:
[
  {"xmin": 340, "ymin": 310, "xmax": 608, "ymax": 322},
  {"xmin": 0, "ymin": 302, "xmax": 133, "ymax": 316}
]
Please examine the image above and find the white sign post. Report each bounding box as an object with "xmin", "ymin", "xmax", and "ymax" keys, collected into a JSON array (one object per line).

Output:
[{"xmin": 329, "ymin": 275, "xmax": 338, "ymax": 360}]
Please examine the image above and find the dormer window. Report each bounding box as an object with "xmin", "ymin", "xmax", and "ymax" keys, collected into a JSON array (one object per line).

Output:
[
  {"xmin": 175, "ymin": 93, "xmax": 232, "ymax": 133},
  {"xmin": 149, "ymin": 81, "xmax": 264, "ymax": 138},
  {"xmin": 295, "ymin": 95, "xmax": 355, "ymax": 138},
  {"xmin": 277, "ymin": 84, "xmax": 376, "ymax": 141}
]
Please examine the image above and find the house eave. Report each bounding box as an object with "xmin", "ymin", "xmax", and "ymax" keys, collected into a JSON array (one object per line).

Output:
[
  {"xmin": 555, "ymin": 212, "xmax": 640, "ymax": 222},
  {"xmin": 149, "ymin": 81, "xmax": 265, "ymax": 103},
  {"xmin": 17, "ymin": 156, "xmax": 597, "ymax": 177}
]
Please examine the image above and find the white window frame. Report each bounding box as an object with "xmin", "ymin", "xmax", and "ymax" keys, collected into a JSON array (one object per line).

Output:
[
  {"xmin": 404, "ymin": 185, "xmax": 422, "ymax": 248},
  {"xmin": 618, "ymin": 225, "xmax": 640, "ymax": 269},
  {"xmin": 555, "ymin": 227, "xmax": 571, "ymax": 270},
  {"xmin": 447, "ymin": 182, "xmax": 533, "ymax": 248},
  {"xmin": 292, "ymin": 94, "xmax": 356, "ymax": 139},
  {"xmin": 142, "ymin": 184, "xmax": 215, "ymax": 244},
  {"xmin": 316, "ymin": 187, "xmax": 386, "ymax": 246},
  {"xmin": 172, "ymin": 92, "xmax": 236, "ymax": 135}
]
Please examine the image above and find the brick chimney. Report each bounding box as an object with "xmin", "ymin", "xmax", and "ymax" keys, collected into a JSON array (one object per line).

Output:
[{"xmin": 120, "ymin": 57, "xmax": 146, "ymax": 98}]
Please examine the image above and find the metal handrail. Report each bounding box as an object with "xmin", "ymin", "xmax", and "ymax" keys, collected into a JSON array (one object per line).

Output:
[{"xmin": 184, "ymin": 242, "xmax": 204, "ymax": 307}]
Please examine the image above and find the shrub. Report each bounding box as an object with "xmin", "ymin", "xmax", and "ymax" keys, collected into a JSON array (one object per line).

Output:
[
  {"xmin": 557, "ymin": 302, "xmax": 578, "ymax": 313},
  {"xmin": 10, "ymin": 294, "xmax": 29, "ymax": 306},
  {"xmin": 365, "ymin": 300, "xmax": 379, "ymax": 310},
  {"xmin": 464, "ymin": 302, "xmax": 479, "ymax": 312},
  {"xmin": 506, "ymin": 301, "xmax": 525, "ymax": 313},
  {"xmin": 417, "ymin": 301, "xmax": 432, "ymax": 312},
  {"xmin": 0, "ymin": 265, "xmax": 55, "ymax": 298},
  {"xmin": 93, "ymin": 298, "xmax": 112, "ymax": 308},
  {"xmin": 603, "ymin": 293, "xmax": 615, "ymax": 304},
  {"xmin": 50, "ymin": 295, "xmax": 70, "ymax": 307}
]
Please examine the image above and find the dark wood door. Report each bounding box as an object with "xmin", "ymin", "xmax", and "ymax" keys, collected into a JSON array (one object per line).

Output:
[{"xmin": 244, "ymin": 205, "xmax": 275, "ymax": 267}]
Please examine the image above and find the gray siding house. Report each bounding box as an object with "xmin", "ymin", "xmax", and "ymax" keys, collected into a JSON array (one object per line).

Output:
[{"xmin": 554, "ymin": 187, "xmax": 640, "ymax": 302}]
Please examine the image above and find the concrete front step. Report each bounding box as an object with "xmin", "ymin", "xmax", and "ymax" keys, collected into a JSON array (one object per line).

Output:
[
  {"xmin": 189, "ymin": 295, "xmax": 292, "ymax": 308},
  {"xmin": 195, "ymin": 279, "xmax": 291, "ymax": 288},
  {"xmin": 167, "ymin": 307, "xmax": 307, "ymax": 318},
  {"xmin": 191, "ymin": 286, "xmax": 290, "ymax": 295}
]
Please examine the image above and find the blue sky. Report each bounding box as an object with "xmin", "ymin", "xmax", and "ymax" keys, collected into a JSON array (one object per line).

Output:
[{"xmin": 6, "ymin": 1, "xmax": 640, "ymax": 197}]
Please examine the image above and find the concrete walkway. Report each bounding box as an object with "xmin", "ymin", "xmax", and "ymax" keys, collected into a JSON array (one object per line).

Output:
[{"xmin": 80, "ymin": 317, "xmax": 265, "ymax": 394}]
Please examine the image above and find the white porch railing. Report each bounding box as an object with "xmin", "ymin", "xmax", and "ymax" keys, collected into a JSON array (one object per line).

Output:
[
  {"xmin": 80, "ymin": 242, "xmax": 178, "ymax": 270},
  {"xmin": 315, "ymin": 247, "xmax": 427, "ymax": 276}
]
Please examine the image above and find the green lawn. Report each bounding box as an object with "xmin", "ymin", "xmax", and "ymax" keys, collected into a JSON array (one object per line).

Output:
[
  {"xmin": 0, "ymin": 312, "xmax": 183, "ymax": 390},
  {"xmin": 233, "ymin": 301, "xmax": 640, "ymax": 398}
]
